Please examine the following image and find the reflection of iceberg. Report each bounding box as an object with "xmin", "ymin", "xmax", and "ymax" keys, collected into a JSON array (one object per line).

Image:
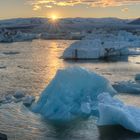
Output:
[
  {"xmin": 32, "ymin": 67, "xmax": 116, "ymax": 122},
  {"xmin": 98, "ymin": 93, "xmax": 140, "ymax": 133}
]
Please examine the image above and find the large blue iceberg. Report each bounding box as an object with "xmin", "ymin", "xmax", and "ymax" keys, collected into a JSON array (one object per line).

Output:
[
  {"xmin": 31, "ymin": 67, "xmax": 140, "ymax": 133},
  {"xmin": 98, "ymin": 93, "xmax": 140, "ymax": 133},
  {"xmin": 32, "ymin": 67, "xmax": 116, "ymax": 122}
]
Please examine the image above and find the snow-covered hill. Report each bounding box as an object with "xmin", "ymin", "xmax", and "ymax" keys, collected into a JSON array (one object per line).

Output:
[
  {"xmin": 0, "ymin": 17, "xmax": 139, "ymax": 42},
  {"xmin": 129, "ymin": 18, "xmax": 140, "ymax": 25},
  {"xmin": 0, "ymin": 17, "xmax": 127, "ymax": 31}
]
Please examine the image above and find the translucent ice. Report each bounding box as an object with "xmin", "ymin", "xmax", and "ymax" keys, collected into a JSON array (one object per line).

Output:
[
  {"xmin": 32, "ymin": 67, "xmax": 116, "ymax": 122},
  {"xmin": 98, "ymin": 93, "xmax": 140, "ymax": 133}
]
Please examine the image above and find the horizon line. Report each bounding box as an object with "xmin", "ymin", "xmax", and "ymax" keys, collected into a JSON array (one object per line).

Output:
[{"xmin": 0, "ymin": 16, "xmax": 139, "ymax": 21}]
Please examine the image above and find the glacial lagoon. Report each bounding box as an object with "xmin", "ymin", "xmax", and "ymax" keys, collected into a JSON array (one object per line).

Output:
[{"xmin": 1, "ymin": 40, "xmax": 140, "ymax": 140}]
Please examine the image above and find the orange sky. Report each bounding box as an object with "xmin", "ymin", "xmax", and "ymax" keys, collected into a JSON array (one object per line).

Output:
[{"xmin": 0, "ymin": 0, "xmax": 139, "ymax": 19}]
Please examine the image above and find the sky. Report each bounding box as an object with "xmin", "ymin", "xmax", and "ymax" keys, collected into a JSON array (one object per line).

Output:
[{"xmin": 0, "ymin": 0, "xmax": 139, "ymax": 19}]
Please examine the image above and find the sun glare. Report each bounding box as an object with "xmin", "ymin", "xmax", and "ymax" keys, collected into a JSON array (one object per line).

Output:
[{"xmin": 51, "ymin": 15, "xmax": 58, "ymax": 21}]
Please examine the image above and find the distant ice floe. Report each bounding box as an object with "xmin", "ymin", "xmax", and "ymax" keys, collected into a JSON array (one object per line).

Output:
[
  {"xmin": 0, "ymin": 29, "xmax": 39, "ymax": 43},
  {"xmin": 98, "ymin": 93, "xmax": 140, "ymax": 133},
  {"xmin": 32, "ymin": 67, "xmax": 116, "ymax": 122}
]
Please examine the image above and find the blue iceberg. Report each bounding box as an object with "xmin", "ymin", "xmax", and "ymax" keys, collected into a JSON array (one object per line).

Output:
[
  {"xmin": 98, "ymin": 93, "xmax": 140, "ymax": 133},
  {"xmin": 31, "ymin": 67, "xmax": 140, "ymax": 133},
  {"xmin": 32, "ymin": 67, "xmax": 116, "ymax": 122}
]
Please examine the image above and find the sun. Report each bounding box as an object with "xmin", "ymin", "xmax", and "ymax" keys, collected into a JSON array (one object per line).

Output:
[{"xmin": 51, "ymin": 15, "xmax": 58, "ymax": 21}]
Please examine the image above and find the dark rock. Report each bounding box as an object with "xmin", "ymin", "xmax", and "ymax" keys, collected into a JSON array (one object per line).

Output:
[
  {"xmin": 0, "ymin": 66, "xmax": 6, "ymax": 69},
  {"xmin": 3, "ymin": 51, "xmax": 20, "ymax": 55},
  {"xmin": 0, "ymin": 133, "xmax": 7, "ymax": 140}
]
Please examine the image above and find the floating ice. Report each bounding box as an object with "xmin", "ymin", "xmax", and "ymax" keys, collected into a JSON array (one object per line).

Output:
[
  {"xmin": 0, "ymin": 91, "xmax": 35, "ymax": 107},
  {"xmin": 98, "ymin": 93, "xmax": 140, "ymax": 133},
  {"xmin": 62, "ymin": 39, "xmax": 130, "ymax": 60},
  {"xmin": 135, "ymin": 74, "xmax": 140, "ymax": 82},
  {"xmin": 0, "ymin": 28, "xmax": 38, "ymax": 43},
  {"xmin": 23, "ymin": 96, "xmax": 35, "ymax": 107},
  {"xmin": 113, "ymin": 81, "xmax": 140, "ymax": 94},
  {"xmin": 32, "ymin": 67, "xmax": 116, "ymax": 122},
  {"xmin": 13, "ymin": 91, "xmax": 25, "ymax": 99}
]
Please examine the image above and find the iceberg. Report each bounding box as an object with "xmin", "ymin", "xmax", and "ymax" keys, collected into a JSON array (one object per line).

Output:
[
  {"xmin": 98, "ymin": 93, "xmax": 140, "ymax": 133},
  {"xmin": 62, "ymin": 39, "xmax": 130, "ymax": 60},
  {"xmin": 62, "ymin": 30, "xmax": 140, "ymax": 60},
  {"xmin": 84, "ymin": 30, "xmax": 140, "ymax": 47},
  {"xmin": 63, "ymin": 40, "xmax": 104, "ymax": 59},
  {"xmin": 32, "ymin": 67, "xmax": 116, "ymax": 122}
]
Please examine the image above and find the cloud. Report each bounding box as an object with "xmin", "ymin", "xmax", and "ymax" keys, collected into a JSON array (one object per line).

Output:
[
  {"xmin": 28, "ymin": 0, "xmax": 140, "ymax": 10},
  {"xmin": 121, "ymin": 7, "xmax": 129, "ymax": 12},
  {"xmin": 33, "ymin": 4, "xmax": 41, "ymax": 10}
]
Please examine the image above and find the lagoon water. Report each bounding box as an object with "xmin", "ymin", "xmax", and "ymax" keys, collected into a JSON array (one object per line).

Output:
[{"xmin": 1, "ymin": 40, "xmax": 140, "ymax": 140}]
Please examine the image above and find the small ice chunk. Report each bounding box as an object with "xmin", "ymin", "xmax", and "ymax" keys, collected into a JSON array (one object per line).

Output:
[
  {"xmin": 0, "ymin": 98, "xmax": 6, "ymax": 104},
  {"xmin": 113, "ymin": 81, "xmax": 140, "ymax": 94},
  {"xmin": 13, "ymin": 91, "xmax": 25, "ymax": 99},
  {"xmin": 14, "ymin": 98, "xmax": 23, "ymax": 103},
  {"xmin": 0, "ymin": 98, "xmax": 12, "ymax": 104},
  {"xmin": 0, "ymin": 95, "xmax": 14, "ymax": 104},
  {"xmin": 5, "ymin": 95, "xmax": 13, "ymax": 101},
  {"xmin": 135, "ymin": 74, "xmax": 140, "ymax": 81},
  {"xmin": 23, "ymin": 96, "xmax": 35, "ymax": 107}
]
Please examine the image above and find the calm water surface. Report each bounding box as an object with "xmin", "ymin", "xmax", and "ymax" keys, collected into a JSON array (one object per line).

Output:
[{"xmin": 0, "ymin": 40, "xmax": 140, "ymax": 140}]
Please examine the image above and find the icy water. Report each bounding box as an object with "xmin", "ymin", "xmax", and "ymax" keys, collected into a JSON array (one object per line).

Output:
[{"xmin": 1, "ymin": 40, "xmax": 140, "ymax": 140}]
